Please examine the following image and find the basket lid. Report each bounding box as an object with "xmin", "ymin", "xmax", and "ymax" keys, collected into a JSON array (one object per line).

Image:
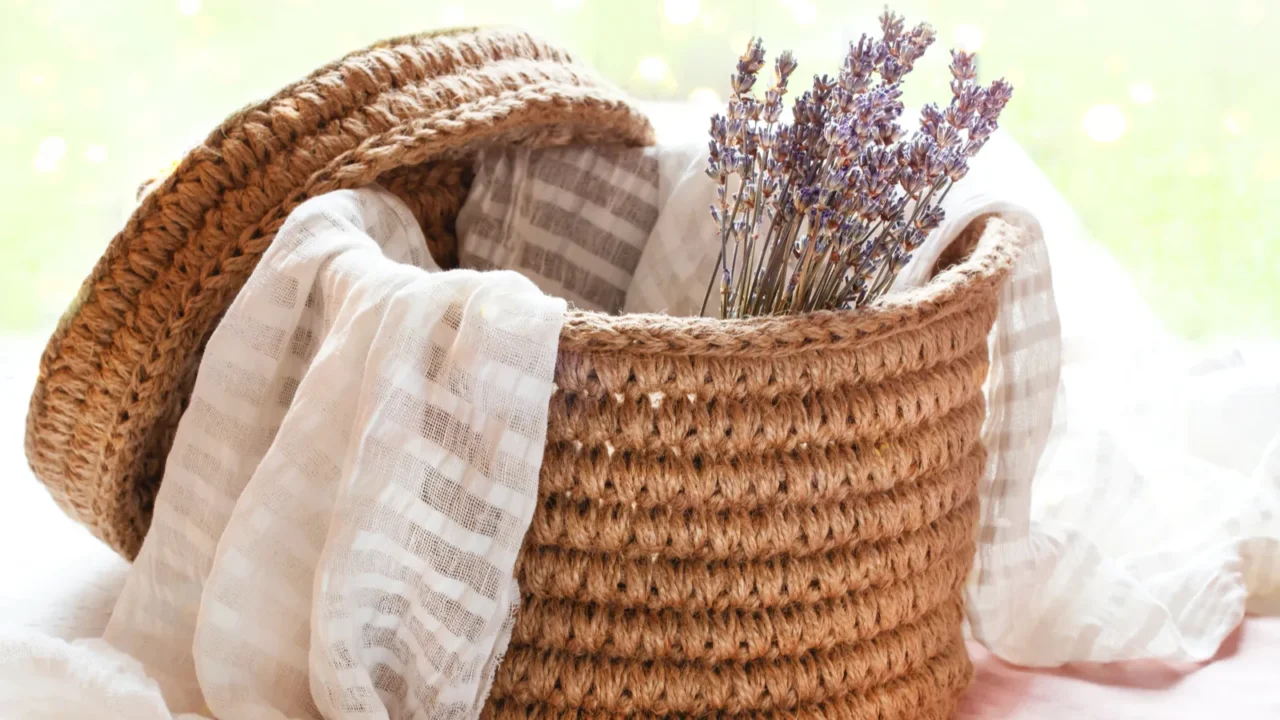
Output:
[{"xmin": 25, "ymin": 25, "xmax": 655, "ymax": 559}]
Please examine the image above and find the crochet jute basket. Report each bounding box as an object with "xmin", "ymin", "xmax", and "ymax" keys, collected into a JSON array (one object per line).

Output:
[{"xmin": 25, "ymin": 26, "xmax": 1018, "ymax": 719}]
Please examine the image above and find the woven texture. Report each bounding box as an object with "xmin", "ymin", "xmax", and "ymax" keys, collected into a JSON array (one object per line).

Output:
[
  {"xmin": 24, "ymin": 26, "xmax": 655, "ymax": 560},
  {"xmin": 481, "ymin": 219, "xmax": 1018, "ymax": 718}
]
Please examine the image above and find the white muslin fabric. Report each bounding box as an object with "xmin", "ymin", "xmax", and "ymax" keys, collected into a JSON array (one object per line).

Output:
[
  {"xmin": 6, "ymin": 185, "xmax": 565, "ymax": 719},
  {"xmin": 954, "ymin": 135, "xmax": 1280, "ymax": 664},
  {"xmin": 0, "ymin": 631, "xmax": 204, "ymax": 720}
]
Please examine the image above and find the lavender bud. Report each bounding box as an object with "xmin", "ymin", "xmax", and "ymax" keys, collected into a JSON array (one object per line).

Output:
[
  {"xmin": 904, "ymin": 227, "xmax": 926, "ymax": 250},
  {"xmin": 944, "ymin": 104, "xmax": 972, "ymax": 131},
  {"xmin": 882, "ymin": 57, "xmax": 906, "ymax": 84},
  {"xmin": 812, "ymin": 74, "xmax": 837, "ymax": 96},
  {"xmin": 919, "ymin": 103, "xmax": 944, "ymax": 134},
  {"xmin": 739, "ymin": 37, "xmax": 766, "ymax": 73},
  {"xmin": 848, "ymin": 35, "xmax": 880, "ymax": 72},
  {"xmin": 949, "ymin": 49, "xmax": 977, "ymax": 83},
  {"xmin": 969, "ymin": 118, "xmax": 996, "ymax": 143},
  {"xmin": 727, "ymin": 118, "xmax": 745, "ymax": 144},
  {"xmin": 944, "ymin": 150, "xmax": 969, "ymax": 181},
  {"xmin": 963, "ymin": 136, "xmax": 988, "ymax": 157},
  {"xmin": 710, "ymin": 114, "xmax": 727, "ymax": 140},
  {"xmin": 793, "ymin": 185, "xmax": 819, "ymax": 211},
  {"xmin": 924, "ymin": 147, "xmax": 946, "ymax": 180},
  {"xmin": 953, "ymin": 84, "xmax": 980, "ymax": 114},
  {"xmin": 986, "ymin": 78, "xmax": 1014, "ymax": 110},
  {"xmin": 822, "ymin": 122, "xmax": 847, "ymax": 148},
  {"xmin": 914, "ymin": 206, "xmax": 944, "ymax": 231},
  {"xmin": 731, "ymin": 72, "xmax": 758, "ymax": 96},
  {"xmin": 903, "ymin": 23, "xmax": 936, "ymax": 63},
  {"xmin": 933, "ymin": 124, "xmax": 961, "ymax": 149},
  {"xmin": 775, "ymin": 50, "xmax": 798, "ymax": 85},
  {"xmin": 899, "ymin": 170, "xmax": 925, "ymax": 198},
  {"xmin": 879, "ymin": 8, "xmax": 906, "ymax": 41}
]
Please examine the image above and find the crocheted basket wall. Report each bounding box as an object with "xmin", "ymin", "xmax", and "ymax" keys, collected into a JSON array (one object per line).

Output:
[
  {"xmin": 23, "ymin": 25, "xmax": 1019, "ymax": 720},
  {"xmin": 485, "ymin": 215, "xmax": 1015, "ymax": 719}
]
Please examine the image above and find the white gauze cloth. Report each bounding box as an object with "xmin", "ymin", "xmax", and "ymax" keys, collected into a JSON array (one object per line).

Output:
[{"xmin": 2, "ymin": 186, "xmax": 566, "ymax": 718}]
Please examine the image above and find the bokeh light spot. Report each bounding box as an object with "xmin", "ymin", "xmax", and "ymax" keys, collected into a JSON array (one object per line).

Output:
[
  {"xmin": 637, "ymin": 56, "xmax": 670, "ymax": 83},
  {"xmin": 688, "ymin": 87, "xmax": 720, "ymax": 108},
  {"xmin": 663, "ymin": 0, "xmax": 699, "ymax": 25},
  {"xmin": 779, "ymin": 0, "xmax": 817, "ymax": 25},
  {"xmin": 953, "ymin": 24, "xmax": 985, "ymax": 52},
  {"xmin": 1240, "ymin": 0, "xmax": 1267, "ymax": 25},
  {"xmin": 1186, "ymin": 150, "xmax": 1213, "ymax": 176},
  {"xmin": 176, "ymin": 0, "xmax": 201, "ymax": 17},
  {"xmin": 440, "ymin": 4, "xmax": 465, "ymax": 25},
  {"xmin": 1104, "ymin": 54, "xmax": 1130, "ymax": 74},
  {"xmin": 84, "ymin": 144, "xmax": 108, "ymax": 164},
  {"xmin": 33, "ymin": 136, "xmax": 67, "ymax": 173},
  {"xmin": 1082, "ymin": 103, "xmax": 1126, "ymax": 143},
  {"xmin": 1128, "ymin": 82, "xmax": 1154, "ymax": 105},
  {"xmin": 1223, "ymin": 108, "xmax": 1250, "ymax": 136},
  {"xmin": 1056, "ymin": 0, "xmax": 1089, "ymax": 18}
]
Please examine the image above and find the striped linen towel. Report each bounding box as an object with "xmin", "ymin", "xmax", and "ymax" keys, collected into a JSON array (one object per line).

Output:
[
  {"xmin": 94, "ymin": 186, "xmax": 567, "ymax": 718},
  {"xmin": 457, "ymin": 145, "xmax": 660, "ymax": 314}
]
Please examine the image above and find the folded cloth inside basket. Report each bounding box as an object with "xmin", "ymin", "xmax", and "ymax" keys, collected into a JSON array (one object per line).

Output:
[{"xmin": 457, "ymin": 146, "xmax": 661, "ymax": 314}]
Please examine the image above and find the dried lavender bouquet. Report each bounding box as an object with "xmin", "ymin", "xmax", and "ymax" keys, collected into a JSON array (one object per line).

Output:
[{"xmin": 703, "ymin": 9, "xmax": 1013, "ymax": 319}]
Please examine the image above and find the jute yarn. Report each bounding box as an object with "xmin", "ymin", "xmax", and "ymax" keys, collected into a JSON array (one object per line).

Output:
[{"xmin": 24, "ymin": 24, "xmax": 1019, "ymax": 718}]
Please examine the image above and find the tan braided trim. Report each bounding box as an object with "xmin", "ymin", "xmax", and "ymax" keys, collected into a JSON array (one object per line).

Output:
[
  {"xmin": 481, "ymin": 216, "xmax": 1019, "ymax": 717},
  {"xmin": 24, "ymin": 26, "xmax": 654, "ymax": 559}
]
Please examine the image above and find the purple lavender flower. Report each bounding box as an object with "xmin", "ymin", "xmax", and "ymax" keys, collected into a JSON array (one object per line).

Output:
[
  {"xmin": 880, "ymin": 9, "xmax": 905, "ymax": 42},
  {"xmin": 703, "ymin": 13, "xmax": 1013, "ymax": 318},
  {"xmin": 732, "ymin": 37, "xmax": 766, "ymax": 96}
]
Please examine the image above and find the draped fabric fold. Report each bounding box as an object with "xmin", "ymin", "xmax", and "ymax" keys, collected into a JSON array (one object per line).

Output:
[{"xmin": 101, "ymin": 186, "xmax": 565, "ymax": 718}]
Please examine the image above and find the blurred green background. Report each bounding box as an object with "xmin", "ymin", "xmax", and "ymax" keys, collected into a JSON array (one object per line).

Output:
[{"xmin": 2, "ymin": 0, "xmax": 1276, "ymax": 339}]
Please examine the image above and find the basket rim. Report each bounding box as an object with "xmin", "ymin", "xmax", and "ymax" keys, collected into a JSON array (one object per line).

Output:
[{"xmin": 558, "ymin": 213, "xmax": 1022, "ymax": 357}]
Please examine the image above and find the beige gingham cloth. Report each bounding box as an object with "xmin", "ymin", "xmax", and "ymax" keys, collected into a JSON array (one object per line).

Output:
[{"xmin": 457, "ymin": 146, "xmax": 660, "ymax": 314}]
